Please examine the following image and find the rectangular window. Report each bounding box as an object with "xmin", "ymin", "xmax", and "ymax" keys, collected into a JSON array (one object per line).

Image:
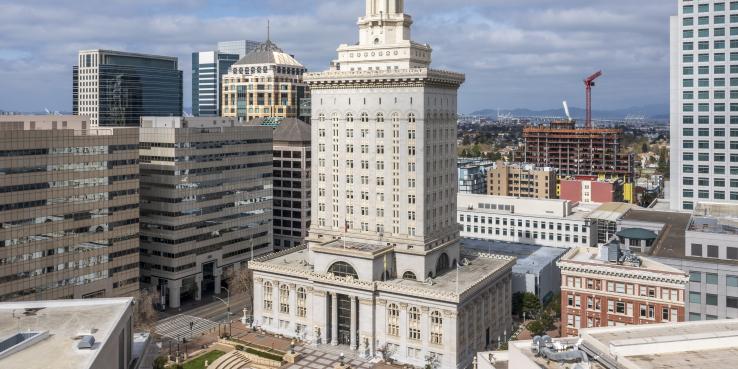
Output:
[
  {"xmin": 706, "ymin": 273, "xmax": 719, "ymax": 285},
  {"xmin": 706, "ymin": 293, "xmax": 718, "ymax": 306},
  {"xmin": 690, "ymin": 271, "xmax": 702, "ymax": 282},
  {"xmin": 689, "ymin": 292, "xmax": 701, "ymax": 304},
  {"xmin": 727, "ymin": 275, "xmax": 738, "ymax": 287},
  {"xmin": 691, "ymin": 243, "xmax": 703, "ymax": 256}
]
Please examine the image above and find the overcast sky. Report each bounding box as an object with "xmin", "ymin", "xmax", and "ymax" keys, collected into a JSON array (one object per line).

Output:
[{"xmin": 0, "ymin": 0, "xmax": 674, "ymax": 114}]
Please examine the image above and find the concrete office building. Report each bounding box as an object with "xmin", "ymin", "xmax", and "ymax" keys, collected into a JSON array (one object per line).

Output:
[
  {"xmin": 623, "ymin": 208, "xmax": 738, "ymax": 321},
  {"xmin": 264, "ymin": 118, "xmax": 312, "ymax": 250},
  {"xmin": 479, "ymin": 320, "xmax": 738, "ymax": 369},
  {"xmin": 670, "ymin": 1, "xmax": 738, "ymax": 210},
  {"xmin": 250, "ymin": 2, "xmax": 516, "ymax": 368},
  {"xmin": 487, "ymin": 161, "xmax": 556, "ymax": 199},
  {"xmin": 138, "ymin": 116, "xmax": 273, "ymax": 309},
  {"xmin": 221, "ymin": 40, "xmax": 309, "ymax": 122},
  {"xmin": 458, "ymin": 194, "xmax": 597, "ymax": 248},
  {"xmin": 461, "ymin": 238, "xmax": 566, "ymax": 302},
  {"xmin": 0, "ymin": 116, "xmax": 140, "ymax": 302},
  {"xmin": 217, "ymin": 40, "xmax": 261, "ymax": 59},
  {"xmin": 73, "ymin": 49, "xmax": 183, "ymax": 127},
  {"xmin": 0, "ymin": 298, "xmax": 137, "ymax": 369},
  {"xmin": 192, "ymin": 51, "xmax": 240, "ymax": 117},
  {"xmin": 558, "ymin": 245, "xmax": 687, "ymax": 336}
]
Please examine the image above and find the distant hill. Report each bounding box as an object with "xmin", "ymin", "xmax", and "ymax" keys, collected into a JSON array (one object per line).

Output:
[{"xmin": 470, "ymin": 104, "xmax": 668, "ymax": 122}]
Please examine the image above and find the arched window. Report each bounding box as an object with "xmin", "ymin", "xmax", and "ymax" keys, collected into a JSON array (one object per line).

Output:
[
  {"xmin": 331, "ymin": 113, "xmax": 339, "ymax": 123},
  {"xmin": 318, "ymin": 113, "xmax": 326, "ymax": 123},
  {"xmin": 346, "ymin": 113, "xmax": 354, "ymax": 123},
  {"xmin": 360, "ymin": 112, "xmax": 369, "ymax": 123},
  {"xmin": 279, "ymin": 284, "xmax": 290, "ymax": 314},
  {"xmin": 408, "ymin": 307, "xmax": 421, "ymax": 341},
  {"xmin": 328, "ymin": 261, "xmax": 358, "ymax": 279},
  {"xmin": 391, "ymin": 112, "xmax": 400, "ymax": 123},
  {"xmin": 408, "ymin": 113, "xmax": 416, "ymax": 123},
  {"xmin": 431, "ymin": 311, "xmax": 443, "ymax": 344},
  {"xmin": 402, "ymin": 271, "xmax": 417, "ymax": 281},
  {"xmin": 297, "ymin": 287, "xmax": 307, "ymax": 317},
  {"xmin": 435, "ymin": 253, "xmax": 450, "ymax": 275},
  {"xmin": 387, "ymin": 303, "xmax": 399, "ymax": 336},
  {"xmin": 263, "ymin": 282, "xmax": 273, "ymax": 310},
  {"xmin": 376, "ymin": 113, "xmax": 385, "ymax": 123}
]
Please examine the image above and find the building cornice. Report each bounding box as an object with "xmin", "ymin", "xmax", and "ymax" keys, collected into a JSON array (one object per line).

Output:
[
  {"xmin": 304, "ymin": 68, "xmax": 465, "ymax": 89},
  {"xmin": 249, "ymin": 247, "xmax": 515, "ymax": 304},
  {"xmin": 558, "ymin": 261, "xmax": 689, "ymax": 285}
]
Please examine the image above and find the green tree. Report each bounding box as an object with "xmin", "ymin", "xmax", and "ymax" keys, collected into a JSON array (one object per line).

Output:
[
  {"xmin": 641, "ymin": 142, "xmax": 649, "ymax": 154},
  {"xmin": 470, "ymin": 144, "xmax": 482, "ymax": 158},
  {"xmin": 153, "ymin": 356, "xmax": 168, "ymax": 369},
  {"xmin": 520, "ymin": 292, "xmax": 541, "ymax": 319},
  {"xmin": 657, "ymin": 147, "xmax": 670, "ymax": 177},
  {"xmin": 526, "ymin": 320, "xmax": 546, "ymax": 336}
]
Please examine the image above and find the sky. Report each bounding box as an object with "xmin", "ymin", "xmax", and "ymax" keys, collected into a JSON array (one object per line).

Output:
[{"xmin": 0, "ymin": 0, "xmax": 674, "ymax": 114}]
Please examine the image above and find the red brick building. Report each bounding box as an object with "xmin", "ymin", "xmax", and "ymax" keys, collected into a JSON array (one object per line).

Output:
[
  {"xmin": 557, "ymin": 245, "xmax": 688, "ymax": 336},
  {"xmin": 560, "ymin": 176, "xmax": 624, "ymax": 204}
]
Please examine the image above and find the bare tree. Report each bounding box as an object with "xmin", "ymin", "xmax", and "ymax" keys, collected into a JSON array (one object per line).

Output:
[
  {"xmin": 225, "ymin": 265, "xmax": 254, "ymax": 310},
  {"xmin": 133, "ymin": 289, "xmax": 159, "ymax": 333}
]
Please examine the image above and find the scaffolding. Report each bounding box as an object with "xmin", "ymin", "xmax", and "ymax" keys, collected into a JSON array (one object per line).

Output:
[{"xmin": 523, "ymin": 121, "xmax": 635, "ymax": 182}]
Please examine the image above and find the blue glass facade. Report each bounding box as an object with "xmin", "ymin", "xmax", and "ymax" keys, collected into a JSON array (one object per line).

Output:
[
  {"xmin": 73, "ymin": 50, "xmax": 183, "ymax": 127},
  {"xmin": 192, "ymin": 52, "xmax": 239, "ymax": 117}
]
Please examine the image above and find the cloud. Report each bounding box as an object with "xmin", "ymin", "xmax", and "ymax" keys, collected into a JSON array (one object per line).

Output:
[{"xmin": 0, "ymin": 0, "xmax": 673, "ymax": 113}]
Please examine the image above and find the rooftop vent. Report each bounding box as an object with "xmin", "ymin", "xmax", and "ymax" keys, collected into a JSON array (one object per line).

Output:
[
  {"xmin": 77, "ymin": 335, "xmax": 96, "ymax": 350},
  {"xmin": 0, "ymin": 331, "xmax": 50, "ymax": 359}
]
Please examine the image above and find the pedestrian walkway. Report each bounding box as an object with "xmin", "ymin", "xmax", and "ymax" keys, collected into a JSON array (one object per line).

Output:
[
  {"xmin": 156, "ymin": 314, "xmax": 220, "ymax": 340},
  {"xmin": 286, "ymin": 346, "xmax": 374, "ymax": 369}
]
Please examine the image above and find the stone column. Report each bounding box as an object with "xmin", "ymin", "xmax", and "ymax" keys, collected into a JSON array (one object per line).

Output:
[
  {"xmin": 331, "ymin": 293, "xmax": 339, "ymax": 346},
  {"xmin": 168, "ymin": 280, "xmax": 182, "ymax": 309},
  {"xmin": 213, "ymin": 270, "xmax": 222, "ymax": 295},
  {"xmin": 350, "ymin": 296, "xmax": 358, "ymax": 350},
  {"xmin": 194, "ymin": 275, "xmax": 203, "ymax": 301}
]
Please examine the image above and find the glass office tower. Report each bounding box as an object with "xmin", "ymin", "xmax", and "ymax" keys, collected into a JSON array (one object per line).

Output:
[
  {"xmin": 192, "ymin": 51, "xmax": 240, "ymax": 117},
  {"xmin": 73, "ymin": 49, "xmax": 183, "ymax": 127}
]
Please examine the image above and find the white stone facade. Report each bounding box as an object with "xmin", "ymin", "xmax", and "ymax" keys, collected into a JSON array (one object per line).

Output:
[
  {"xmin": 670, "ymin": 1, "xmax": 738, "ymax": 210},
  {"xmin": 250, "ymin": 1, "xmax": 516, "ymax": 368}
]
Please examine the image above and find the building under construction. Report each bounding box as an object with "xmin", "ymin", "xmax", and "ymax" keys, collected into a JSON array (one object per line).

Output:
[{"xmin": 522, "ymin": 120, "xmax": 635, "ymax": 182}]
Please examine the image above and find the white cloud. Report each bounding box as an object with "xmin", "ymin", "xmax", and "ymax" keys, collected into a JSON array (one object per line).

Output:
[{"xmin": 0, "ymin": 0, "xmax": 673, "ymax": 113}]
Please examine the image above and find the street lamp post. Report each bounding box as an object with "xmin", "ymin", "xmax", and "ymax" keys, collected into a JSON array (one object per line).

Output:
[{"xmin": 213, "ymin": 287, "xmax": 231, "ymax": 337}]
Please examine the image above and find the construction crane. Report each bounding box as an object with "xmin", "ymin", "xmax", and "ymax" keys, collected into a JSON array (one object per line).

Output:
[{"xmin": 584, "ymin": 70, "xmax": 603, "ymax": 129}]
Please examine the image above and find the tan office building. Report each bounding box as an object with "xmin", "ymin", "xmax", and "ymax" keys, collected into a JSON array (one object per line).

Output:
[
  {"xmin": 487, "ymin": 161, "xmax": 557, "ymax": 199},
  {"xmin": 138, "ymin": 117, "xmax": 274, "ymax": 309},
  {"xmin": 221, "ymin": 39, "xmax": 309, "ymax": 122},
  {"xmin": 0, "ymin": 116, "xmax": 140, "ymax": 302}
]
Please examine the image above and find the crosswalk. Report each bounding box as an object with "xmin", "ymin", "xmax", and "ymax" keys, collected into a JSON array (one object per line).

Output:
[{"xmin": 155, "ymin": 314, "xmax": 220, "ymax": 341}]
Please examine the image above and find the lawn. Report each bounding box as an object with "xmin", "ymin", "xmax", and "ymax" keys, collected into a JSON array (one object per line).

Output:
[{"xmin": 181, "ymin": 350, "xmax": 225, "ymax": 369}]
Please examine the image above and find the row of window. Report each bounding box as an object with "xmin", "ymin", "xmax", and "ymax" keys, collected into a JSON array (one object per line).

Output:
[
  {"xmin": 681, "ymin": 163, "xmax": 738, "ymax": 175},
  {"xmin": 565, "ymin": 276, "xmax": 682, "ymax": 302},
  {"xmin": 683, "ymin": 152, "xmax": 738, "ymax": 161},
  {"xmin": 682, "ymin": 103, "xmax": 738, "ymax": 113},
  {"xmin": 689, "ymin": 271, "xmax": 738, "ymax": 285},
  {"xmin": 683, "ymin": 27, "xmax": 738, "ymax": 38},
  {"xmin": 683, "ymin": 2, "xmax": 738, "ymax": 15},
  {"xmin": 566, "ymin": 296, "xmax": 679, "ymax": 322},
  {"xmin": 682, "ymin": 188, "xmax": 738, "ymax": 200},
  {"xmin": 459, "ymin": 214, "xmax": 587, "ymax": 232},
  {"xmin": 683, "ymin": 177, "xmax": 738, "ymax": 187},
  {"xmin": 386, "ymin": 304, "xmax": 443, "ymax": 345},
  {"xmin": 687, "ymin": 291, "xmax": 737, "ymax": 307}
]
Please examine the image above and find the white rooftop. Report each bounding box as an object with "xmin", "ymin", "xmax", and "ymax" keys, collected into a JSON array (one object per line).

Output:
[
  {"xmin": 506, "ymin": 320, "xmax": 738, "ymax": 369},
  {"xmin": 0, "ymin": 298, "xmax": 132, "ymax": 369}
]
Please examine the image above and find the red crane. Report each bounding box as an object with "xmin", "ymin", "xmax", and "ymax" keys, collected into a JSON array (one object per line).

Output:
[{"xmin": 584, "ymin": 70, "xmax": 603, "ymax": 129}]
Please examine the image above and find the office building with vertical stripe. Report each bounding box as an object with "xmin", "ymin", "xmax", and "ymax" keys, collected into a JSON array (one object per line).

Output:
[
  {"xmin": 192, "ymin": 51, "xmax": 240, "ymax": 117},
  {"xmin": 0, "ymin": 115, "xmax": 140, "ymax": 302}
]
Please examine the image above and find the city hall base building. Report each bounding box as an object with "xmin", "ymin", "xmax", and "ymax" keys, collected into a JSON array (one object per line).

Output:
[{"xmin": 251, "ymin": 1, "xmax": 514, "ymax": 368}]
